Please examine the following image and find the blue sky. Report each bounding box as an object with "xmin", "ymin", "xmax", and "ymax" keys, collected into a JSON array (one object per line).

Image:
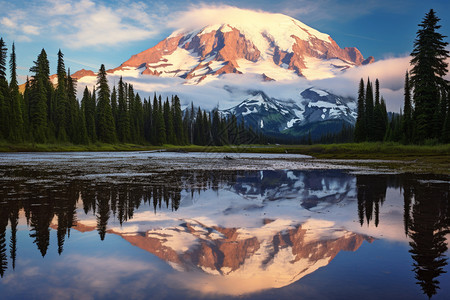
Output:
[{"xmin": 1, "ymin": 0, "xmax": 449, "ymax": 83}]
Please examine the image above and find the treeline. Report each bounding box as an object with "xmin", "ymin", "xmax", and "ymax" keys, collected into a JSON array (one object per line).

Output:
[
  {"xmin": 354, "ymin": 9, "xmax": 450, "ymax": 145},
  {"xmin": 0, "ymin": 39, "xmax": 263, "ymax": 146},
  {"xmin": 354, "ymin": 78, "xmax": 389, "ymax": 142}
]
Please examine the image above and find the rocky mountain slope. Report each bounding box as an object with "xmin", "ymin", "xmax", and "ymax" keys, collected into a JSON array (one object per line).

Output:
[{"xmin": 109, "ymin": 12, "xmax": 373, "ymax": 83}]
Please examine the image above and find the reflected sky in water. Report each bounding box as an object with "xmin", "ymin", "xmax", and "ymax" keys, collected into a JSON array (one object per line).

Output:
[{"xmin": 0, "ymin": 153, "xmax": 449, "ymax": 299}]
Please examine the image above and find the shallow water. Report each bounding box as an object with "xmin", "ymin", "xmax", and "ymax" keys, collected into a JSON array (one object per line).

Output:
[{"xmin": 0, "ymin": 152, "xmax": 449, "ymax": 299}]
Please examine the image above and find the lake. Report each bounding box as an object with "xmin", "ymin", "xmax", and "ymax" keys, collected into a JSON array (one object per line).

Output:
[{"xmin": 0, "ymin": 152, "xmax": 449, "ymax": 299}]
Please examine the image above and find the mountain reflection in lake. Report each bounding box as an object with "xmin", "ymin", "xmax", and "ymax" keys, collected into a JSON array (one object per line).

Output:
[{"xmin": 0, "ymin": 163, "xmax": 449, "ymax": 299}]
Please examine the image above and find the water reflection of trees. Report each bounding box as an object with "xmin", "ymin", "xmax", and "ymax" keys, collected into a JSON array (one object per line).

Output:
[
  {"xmin": 405, "ymin": 181, "xmax": 450, "ymax": 298},
  {"xmin": 356, "ymin": 175, "xmax": 450, "ymax": 298},
  {"xmin": 0, "ymin": 170, "xmax": 449, "ymax": 299},
  {"xmin": 0, "ymin": 170, "xmax": 240, "ymax": 276}
]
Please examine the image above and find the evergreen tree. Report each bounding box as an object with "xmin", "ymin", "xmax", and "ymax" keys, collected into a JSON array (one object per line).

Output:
[
  {"xmin": 29, "ymin": 49, "xmax": 52, "ymax": 143},
  {"xmin": 443, "ymin": 90, "xmax": 450, "ymax": 143},
  {"xmin": 172, "ymin": 95, "xmax": 184, "ymax": 145},
  {"xmin": 373, "ymin": 79, "xmax": 386, "ymax": 141},
  {"xmin": 128, "ymin": 84, "xmax": 137, "ymax": 141},
  {"xmin": 164, "ymin": 98, "xmax": 175, "ymax": 144},
  {"xmin": 403, "ymin": 72, "xmax": 413, "ymax": 143},
  {"xmin": 95, "ymin": 64, "xmax": 116, "ymax": 143},
  {"xmin": 0, "ymin": 38, "xmax": 6, "ymax": 80},
  {"xmin": 66, "ymin": 69, "xmax": 78, "ymax": 141},
  {"xmin": 82, "ymin": 87, "xmax": 96, "ymax": 143},
  {"xmin": 365, "ymin": 78, "xmax": 374, "ymax": 141},
  {"xmin": 8, "ymin": 42, "xmax": 23, "ymax": 142},
  {"xmin": 143, "ymin": 98, "xmax": 152, "ymax": 143},
  {"xmin": 211, "ymin": 109, "xmax": 221, "ymax": 145},
  {"xmin": 354, "ymin": 78, "xmax": 366, "ymax": 142},
  {"xmin": 110, "ymin": 86, "xmax": 118, "ymax": 128},
  {"xmin": 55, "ymin": 49, "xmax": 68, "ymax": 141},
  {"xmin": 117, "ymin": 77, "xmax": 130, "ymax": 142},
  {"xmin": 134, "ymin": 93, "xmax": 144, "ymax": 143},
  {"xmin": 156, "ymin": 96, "xmax": 166, "ymax": 144},
  {"xmin": 0, "ymin": 38, "xmax": 8, "ymax": 139},
  {"xmin": 410, "ymin": 9, "xmax": 449, "ymax": 142}
]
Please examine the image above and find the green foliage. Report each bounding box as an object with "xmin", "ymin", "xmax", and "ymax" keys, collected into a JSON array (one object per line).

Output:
[
  {"xmin": 29, "ymin": 49, "xmax": 51, "ymax": 143},
  {"xmin": 354, "ymin": 78, "xmax": 366, "ymax": 142},
  {"xmin": 410, "ymin": 9, "xmax": 449, "ymax": 142},
  {"xmin": 95, "ymin": 64, "xmax": 116, "ymax": 143}
]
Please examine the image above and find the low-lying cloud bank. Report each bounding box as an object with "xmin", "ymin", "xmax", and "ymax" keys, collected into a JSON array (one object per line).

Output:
[{"xmin": 78, "ymin": 52, "xmax": 450, "ymax": 114}]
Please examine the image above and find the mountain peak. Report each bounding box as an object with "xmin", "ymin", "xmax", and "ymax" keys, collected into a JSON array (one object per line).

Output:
[{"xmin": 111, "ymin": 9, "xmax": 373, "ymax": 83}]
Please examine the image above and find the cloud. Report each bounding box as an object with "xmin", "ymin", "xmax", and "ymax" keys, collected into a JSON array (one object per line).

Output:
[
  {"xmin": 22, "ymin": 25, "xmax": 40, "ymax": 35},
  {"xmin": 0, "ymin": 0, "xmax": 164, "ymax": 48},
  {"xmin": 1, "ymin": 16, "xmax": 15, "ymax": 28}
]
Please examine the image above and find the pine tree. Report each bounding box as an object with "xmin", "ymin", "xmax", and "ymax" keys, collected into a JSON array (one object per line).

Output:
[
  {"xmin": 110, "ymin": 86, "xmax": 118, "ymax": 128},
  {"xmin": 117, "ymin": 77, "xmax": 130, "ymax": 142},
  {"xmin": 442, "ymin": 90, "xmax": 450, "ymax": 142},
  {"xmin": 172, "ymin": 95, "xmax": 184, "ymax": 145},
  {"xmin": 8, "ymin": 42, "xmax": 24, "ymax": 142},
  {"xmin": 82, "ymin": 87, "xmax": 96, "ymax": 142},
  {"xmin": 410, "ymin": 9, "xmax": 449, "ymax": 142},
  {"xmin": 373, "ymin": 79, "xmax": 386, "ymax": 141},
  {"xmin": 164, "ymin": 98, "xmax": 175, "ymax": 144},
  {"xmin": 402, "ymin": 72, "xmax": 413, "ymax": 143},
  {"xmin": 66, "ymin": 69, "xmax": 78, "ymax": 141},
  {"xmin": 365, "ymin": 78, "xmax": 374, "ymax": 141},
  {"xmin": 128, "ymin": 84, "xmax": 137, "ymax": 142},
  {"xmin": 354, "ymin": 78, "xmax": 366, "ymax": 142},
  {"xmin": 0, "ymin": 38, "xmax": 6, "ymax": 80},
  {"xmin": 134, "ymin": 93, "xmax": 144, "ymax": 143},
  {"xmin": 29, "ymin": 49, "xmax": 51, "ymax": 143},
  {"xmin": 143, "ymin": 98, "xmax": 152, "ymax": 143},
  {"xmin": 0, "ymin": 38, "xmax": 8, "ymax": 139},
  {"xmin": 95, "ymin": 64, "xmax": 116, "ymax": 143},
  {"xmin": 55, "ymin": 50, "xmax": 69, "ymax": 141},
  {"xmin": 157, "ymin": 96, "xmax": 166, "ymax": 145}
]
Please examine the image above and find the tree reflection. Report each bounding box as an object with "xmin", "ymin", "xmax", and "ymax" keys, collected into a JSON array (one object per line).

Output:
[
  {"xmin": 0, "ymin": 170, "xmax": 242, "ymax": 275},
  {"xmin": 408, "ymin": 182, "xmax": 450, "ymax": 298},
  {"xmin": 356, "ymin": 175, "xmax": 388, "ymax": 226}
]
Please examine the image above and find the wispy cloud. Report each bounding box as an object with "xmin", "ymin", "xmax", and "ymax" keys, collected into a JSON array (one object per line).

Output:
[{"xmin": 0, "ymin": 0, "xmax": 166, "ymax": 48}]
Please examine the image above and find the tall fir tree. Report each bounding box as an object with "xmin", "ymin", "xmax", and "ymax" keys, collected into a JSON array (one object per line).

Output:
[
  {"xmin": 134, "ymin": 93, "xmax": 144, "ymax": 143},
  {"xmin": 82, "ymin": 86, "xmax": 96, "ymax": 143},
  {"xmin": 365, "ymin": 78, "xmax": 374, "ymax": 141},
  {"xmin": 403, "ymin": 72, "xmax": 413, "ymax": 143},
  {"xmin": 117, "ymin": 77, "xmax": 130, "ymax": 142},
  {"xmin": 354, "ymin": 78, "xmax": 366, "ymax": 142},
  {"xmin": 157, "ymin": 96, "xmax": 166, "ymax": 145},
  {"xmin": 373, "ymin": 79, "xmax": 386, "ymax": 141},
  {"xmin": 29, "ymin": 49, "xmax": 52, "ymax": 143},
  {"xmin": 442, "ymin": 89, "xmax": 450, "ymax": 142},
  {"xmin": 164, "ymin": 98, "xmax": 175, "ymax": 144},
  {"xmin": 8, "ymin": 42, "xmax": 24, "ymax": 142},
  {"xmin": 95, "ymin": 64, "xmax": 116, "ymax": 143},
  {"xmin": 172, "ymin": 95, "xmax": 184, "ymax": 145},
  {"xmin": 0, "ymin": 38, "xmax": 8, "ymax": 139},
  {"xmin": 410, "ymin": 9, "xmax": 449, "ymax": 142},
  {"xmin": 55, "ymin": 50, "xmax": 68, "ymax": 141}
]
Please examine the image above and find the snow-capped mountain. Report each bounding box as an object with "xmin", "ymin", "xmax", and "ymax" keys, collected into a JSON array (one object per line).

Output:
[
  {"xmin": 221, "ymin": 88, "xmax": 357, "ymax": 137},
  {"xmin": 109, "ymin": 11, "xmax": 373, "ymax": 83},
  {"xmin": 62, "ymin": 170, "xmax": 372, "ymax": 294},
  {"xmin": 68, "ymin": 8, "xmax": 372, "ymax": 137}
]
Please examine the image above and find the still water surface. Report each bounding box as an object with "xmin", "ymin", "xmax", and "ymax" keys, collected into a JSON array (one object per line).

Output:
[{"xmin": 0, "ymin": 152, "xmax": 449, "ymax": 299}]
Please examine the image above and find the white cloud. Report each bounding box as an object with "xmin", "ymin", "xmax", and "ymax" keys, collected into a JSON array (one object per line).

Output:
[
  {"xmin": 22, "ymin": 25, "xmax": 40, "ymax": 35},
  {"xmin": 0, "ymin": 0, "xmax": 163, "ymax": 48},
  {"xmin": 1, "ymin": 16, "xmax": 15, "ymax": 28}
]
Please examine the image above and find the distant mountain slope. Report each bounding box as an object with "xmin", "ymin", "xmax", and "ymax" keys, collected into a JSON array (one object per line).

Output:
[{"xmin": 221, "ymin": 88, "xmax": 356, "ymax": 137}]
